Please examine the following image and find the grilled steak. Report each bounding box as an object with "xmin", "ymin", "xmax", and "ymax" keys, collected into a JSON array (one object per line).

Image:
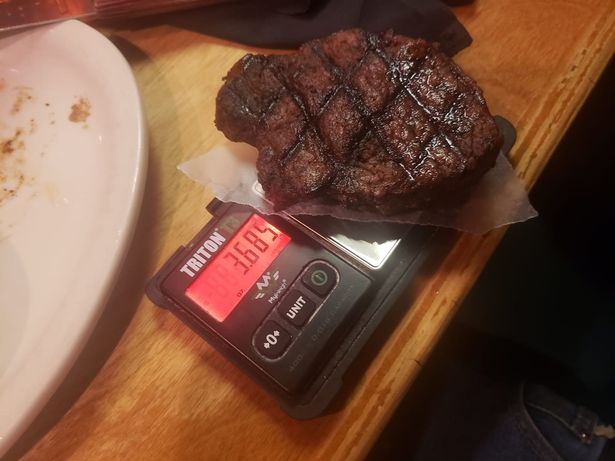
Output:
[{"xmin": 216, "ymin": 29, "xmax": 503, "ymax": 213}]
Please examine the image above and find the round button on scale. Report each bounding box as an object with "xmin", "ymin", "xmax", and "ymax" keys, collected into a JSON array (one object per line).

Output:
[
  {"xmin": 310, "ymin": 269, "xmax": 329, "ymax": 287},
  {"xmin": 302, "ymin": 261, "xmax": 337, "ymax": 297}
]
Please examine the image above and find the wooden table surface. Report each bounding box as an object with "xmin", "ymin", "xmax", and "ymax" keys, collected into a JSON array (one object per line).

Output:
[{"xmin": 15, "ymin": 1, "xmax": 614, "ymax": 460}]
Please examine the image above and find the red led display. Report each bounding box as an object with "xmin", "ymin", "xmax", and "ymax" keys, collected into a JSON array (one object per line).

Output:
[{"xmin": 185, "ymin": 214, "xmax": 291, "ymax": 322}]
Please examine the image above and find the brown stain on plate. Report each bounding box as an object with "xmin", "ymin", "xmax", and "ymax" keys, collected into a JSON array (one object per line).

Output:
[
  {"xmin": 1, "ymin": 128, "xmax": 27, "ymax": 206},
  {"xmin": 10, "ymin": 87, "xmax": 34, "ymax": 115},
  {"xmin": 1, "ymin": 128, "xmax": 24, "ymax": 155},
  {"xmin": 2, "ymin": 82, "xmax": 38, "ymax": 207},
  {"xmin": 69, "ymin": 97, "xmax": 91, "ymax": 124}
]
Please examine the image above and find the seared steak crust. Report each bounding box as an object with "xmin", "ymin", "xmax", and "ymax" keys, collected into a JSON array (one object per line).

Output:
[{"xmin": 216, "ymin": 29, "xmax": 502, "ymax": 213}]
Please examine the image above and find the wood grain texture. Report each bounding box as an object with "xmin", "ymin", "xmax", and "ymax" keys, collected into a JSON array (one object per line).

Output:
[{"xmin": 20, "ymin": 1, "xmax": 615, "ymax": 460}]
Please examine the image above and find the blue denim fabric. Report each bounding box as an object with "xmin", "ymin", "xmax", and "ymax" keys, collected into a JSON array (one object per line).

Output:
[
  {"xmin": 411, "ymin": 372, "xmax": 609, "ymax": 460},
  {"xmin": 525, "ymin": 383, "xmax": 606, "ymax": 461}
]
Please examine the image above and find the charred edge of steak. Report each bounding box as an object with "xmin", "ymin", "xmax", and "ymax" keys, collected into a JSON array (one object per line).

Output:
[{"xmin": 215, "ymin": 29, "xmax": 503, "ymax": 213}]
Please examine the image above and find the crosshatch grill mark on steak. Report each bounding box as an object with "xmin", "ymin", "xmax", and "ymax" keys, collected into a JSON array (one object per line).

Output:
[{"xmin": 215, "ymin": 29, "xmax": 503, "ymax": 213}]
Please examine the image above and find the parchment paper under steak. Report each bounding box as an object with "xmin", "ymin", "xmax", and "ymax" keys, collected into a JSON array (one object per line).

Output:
[{"xmin": 215, "ymin": 29, "xmax": 503, "ymax": 213}]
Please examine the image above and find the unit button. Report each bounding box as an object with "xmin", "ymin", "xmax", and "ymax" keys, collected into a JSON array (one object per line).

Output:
[
  {"xmin": 254, "ymin": 320, "xmax": 292, "ymax": 359},
  {"xmin": 278, "ymin": 290, "xmax": 316, "ymax": 327},
  {"xmin": 302, "ymin": 261, "xmax": 337, "ymax": 296}
]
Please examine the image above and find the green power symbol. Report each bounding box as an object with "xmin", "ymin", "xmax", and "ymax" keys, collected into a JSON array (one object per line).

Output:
[{"xmin": 311, "ymin": 269, "xmax": 328, "ymax": 286}]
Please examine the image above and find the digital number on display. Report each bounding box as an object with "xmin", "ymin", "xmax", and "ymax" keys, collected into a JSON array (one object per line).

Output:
[{"xmin": 185, "ymin": 215, "xmax": 291, "ymax": 322}]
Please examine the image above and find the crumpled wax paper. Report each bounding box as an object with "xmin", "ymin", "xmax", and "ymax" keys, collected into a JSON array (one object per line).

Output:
[{"xmin": 178, "ymin": 141, "xmax": 537, "ymax": 235}]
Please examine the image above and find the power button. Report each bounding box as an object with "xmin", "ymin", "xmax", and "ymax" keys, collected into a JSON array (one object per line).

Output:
[{"xmin": 302, "ymin": 261, "xmax": 337, "ymax": 297}]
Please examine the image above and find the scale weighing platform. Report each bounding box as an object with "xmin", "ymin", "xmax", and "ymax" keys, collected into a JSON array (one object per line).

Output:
[{"xmin": 146, "ymin": 199, "xmax": 436, "ymax": 418}]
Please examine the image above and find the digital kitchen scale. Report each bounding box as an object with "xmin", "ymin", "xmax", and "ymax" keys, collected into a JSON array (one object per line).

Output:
[
  {"xmin": 146, "ymin": 118, "xmax": 515, "ymax": 419},
  {"xmin": 146, "ymin": 199, "xmax": 435, "ymax": 418}
]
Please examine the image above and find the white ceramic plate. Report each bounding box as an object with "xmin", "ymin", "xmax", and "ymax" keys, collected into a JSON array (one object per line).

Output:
[{"xmin": 0, "ymin": 20, "xmax": 147, "ymax": 456}]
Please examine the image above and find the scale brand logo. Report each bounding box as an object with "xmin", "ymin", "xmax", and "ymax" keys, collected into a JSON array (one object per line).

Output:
[
  {"xmin": 254, "ymin": 270, "xmax": 280, "ymax": 300},
  {"xmin": 179, "ymin": 230, "xmax": 226, "ymax": 278}
]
